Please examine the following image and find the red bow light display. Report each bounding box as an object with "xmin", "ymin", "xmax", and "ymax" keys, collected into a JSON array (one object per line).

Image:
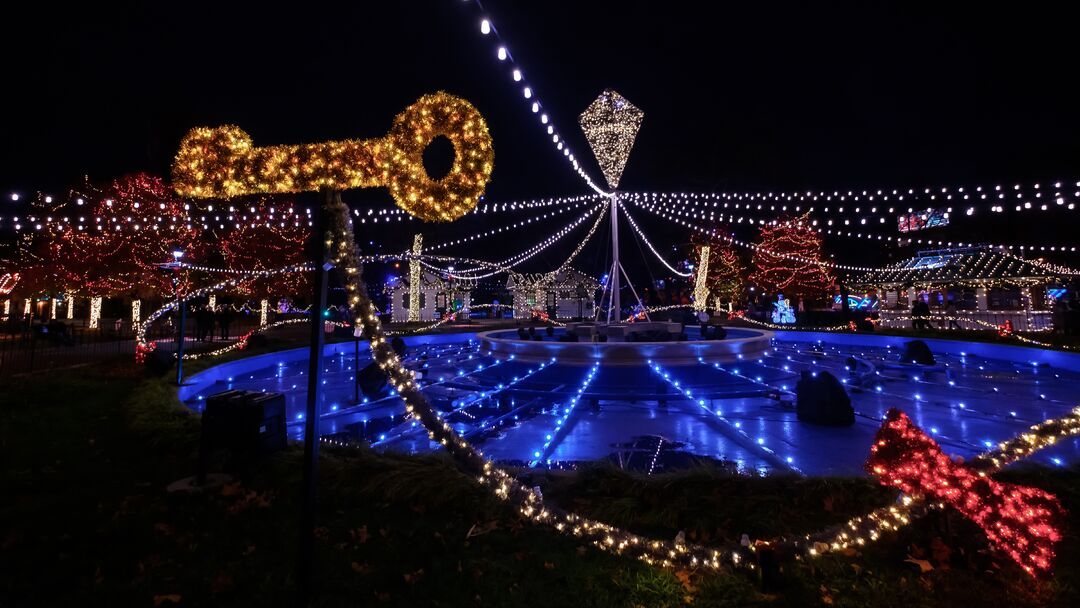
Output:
[{"xmin": 866, "ymin": 409, "xmax": 1064, "ymax": 575}]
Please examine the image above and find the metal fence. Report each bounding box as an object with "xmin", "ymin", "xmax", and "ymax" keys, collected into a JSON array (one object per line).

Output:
[{"xmin": 0, "ymin": 312, "xmax": 266, "ymax": 377}]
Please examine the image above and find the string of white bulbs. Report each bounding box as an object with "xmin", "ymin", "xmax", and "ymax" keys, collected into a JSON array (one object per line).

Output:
[{"xmin": 455, "ymin": 0, "xmax": 610, "ymax": 196}]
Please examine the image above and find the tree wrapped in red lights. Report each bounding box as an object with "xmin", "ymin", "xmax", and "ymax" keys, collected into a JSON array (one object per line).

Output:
[
  {"xmin": 43, "ymin": 174, "xmax": 205, "ymax": 298},
  {"xmin": 691, "ymin": 229, "xmax": 746, "ymax": 309},
  {"xmin": 217, "ymin": 196, "xmax": 311, "ymax": 298},
  {"xmin": 866, "ymin": 409, "xmax": 1064, "ymax": 575},
  {"xmin": 748, "ymin": 213, "xmax": 834, "ymax": 303}
]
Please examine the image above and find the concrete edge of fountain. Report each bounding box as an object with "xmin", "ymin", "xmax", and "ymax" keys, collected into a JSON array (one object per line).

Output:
[
  {"xmin": 477, "ymin": 327, "xmax": 776, "ymax": 366},
  {"xmin": 177, "ymin": 332, "xmax": 475, "ymax": 402},
  {"xmin": 770, "ymin": 331, "xmax": 1080, "ymax": 373}
]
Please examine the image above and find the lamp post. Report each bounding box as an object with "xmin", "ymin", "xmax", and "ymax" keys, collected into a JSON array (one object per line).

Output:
[{"xmin": 158, "ymin": 248, "xmax": 187, "ymax": 385}]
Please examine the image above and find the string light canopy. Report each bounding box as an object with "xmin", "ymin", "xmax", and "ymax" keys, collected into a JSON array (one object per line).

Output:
[
  {"xmin": 578, "ymin": 89, "xmax": 643, "ymax": 191},
  {"xmin": 172, "ymin": 92, "xmax": 494, "ymax": 222}
]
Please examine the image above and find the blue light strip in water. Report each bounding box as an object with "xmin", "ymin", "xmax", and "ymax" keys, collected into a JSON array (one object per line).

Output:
[
  {"xmin": 650, "ymin": 359, "xmax": 801, "ymax": 473},
  {"xmin": 373, "ymin": 356, "xmax": 554, "ymax": 447},
  {"xmin": 529, "ymin": 363, "xmax": 599, "ymax": 467}
]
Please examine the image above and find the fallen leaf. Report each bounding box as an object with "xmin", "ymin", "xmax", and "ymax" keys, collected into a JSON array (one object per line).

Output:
[
  {"xmin": 675, "ymin": 569, "xmax": 694, "ymax": 592},
  {"xmin": 904, "ymin": 558, "xmax": 934, "ymax": 573}
]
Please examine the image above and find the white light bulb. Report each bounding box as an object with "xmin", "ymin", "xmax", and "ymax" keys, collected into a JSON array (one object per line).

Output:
[
  {"xmin": 480, "ymin": 19, "xmax": 491, "ymax": 34},
  {"xmin": 531, "ymin": 102, "xmax": 539, "ymax": 113},
  {"xmin": 513, "ymin": 69, "xmax": 522, "ymax": 81},
  {"xmin": 523, "ymin": 86, "xmax": 532, "ymax": 98},
  {"xmin": 497, "ymin": 47, "xmax": 507, "ymax": 60}
]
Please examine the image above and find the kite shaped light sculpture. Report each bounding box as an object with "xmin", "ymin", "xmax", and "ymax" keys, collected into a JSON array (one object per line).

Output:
[
  {"xmin": 579, "ymin": 89, "xmax": 644, "ymax": 322},
  {"xmin": 578, "ymin": 89, "xmax": 643, "ymax": 191}
]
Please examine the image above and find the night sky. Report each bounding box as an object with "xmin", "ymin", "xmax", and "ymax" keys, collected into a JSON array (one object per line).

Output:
[{"xmin": 3, "ymin": 1, "xmax": 1078, "ymax": 280}]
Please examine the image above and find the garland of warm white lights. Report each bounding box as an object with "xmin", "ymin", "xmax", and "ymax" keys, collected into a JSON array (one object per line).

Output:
[
  {"xmin": 441, "ymin": 202, "xmax": 606, "ymax": 278},
  {"xmin": 453, "ymin": 1, "xmax": 610, "ymax": 196},
  {"xmin": 330, "ymin": 189, "xmax": 1080, "ymax": 573},
  {"xmin": 621, "ymin": 203, "xmax": 692, "ymax": 277},
  {"xmin": 619, "ymin": 181, "xmax": 1080, "ymax": 215},
  {"xmin": 631, "ymin": 198, "xmax": 881, "ymax": 272},
  {"xmin": 425, "ymin": 198, "xmax": 599, "ymax": 251},
  {"xmin": 178, "ymin": 318, "xmax": 307, "ymax": 360},
  {"xmin": 134, "ymin": 263, "xmax": 311, "ymax": 350},
  {"xmin": 648, "ymin": 193, "xmax": 1080, "ymax": 253}
]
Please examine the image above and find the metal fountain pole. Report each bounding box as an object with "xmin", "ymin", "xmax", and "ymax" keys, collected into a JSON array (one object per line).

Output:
[
  {"xmin": 297, "ymin": 188, "xmax": 332, "ymax": 604},
  {"xmin": 609, "ymin": 192, "xmax": 621, "ymax": 323}
]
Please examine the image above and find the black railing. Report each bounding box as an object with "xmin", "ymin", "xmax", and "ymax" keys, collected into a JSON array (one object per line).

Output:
[{"xmin": 0, "ymin": 313, "xmax": 269, "ymax": 377}]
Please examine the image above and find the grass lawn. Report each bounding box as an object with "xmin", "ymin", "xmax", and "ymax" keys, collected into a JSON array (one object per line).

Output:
[{"xmin": 2, "ymin": 351, "xmax": 1079, "ymax": 607}]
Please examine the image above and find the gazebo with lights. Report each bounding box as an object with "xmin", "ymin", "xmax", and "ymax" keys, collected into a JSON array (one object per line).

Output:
[
  {"xmin": 388, "ymin": 269, "xmax": 476, "ymax": 322},
  {"xmin": 847, "ymin": 246, "xmax": 1073, "ymax": 331},
  {"xmin": 506, "ymin": 267, "xmax": 599, "ymax": 320}
]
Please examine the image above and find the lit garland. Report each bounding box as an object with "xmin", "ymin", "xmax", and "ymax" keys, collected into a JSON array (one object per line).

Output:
[
  {"xmin": 621, "ymin": 203, "xmax": 691, "ymax": 277},
  {"xmin": 578, "ymin": 90, "xmax": 643, "ymax": 190},
  {"xmin": 748, "ymin": 213, "xmax": 835, "ymax": 300},
  {"xmin": 177, "ymin": 318, "xmax": 307, "ymax": 360},
  {"xmin": 216, "ymin": 196, "xmax": 312, "ymax": 297},
  {"xmin": 972, "ymin": 407, "xmax": 1080, "ymax": 470},
  {"xmin": 49, "ymin": 296, "xmax": 58, "ymax": 320},
  {"xmin": 729, "ymin": 311, "xmax": 849, "ymax": 332},
  {"xmin": 134, "ymin": 262, "xmax": 311, "ymax": 354},
  {"xmin": 65, "ymin": 295, "xmax": 74, "ymax": 319},
  {"xmin": 0, "ymin": 272, "xmax": 20, "ymax": 295},
  {"xmin": 2, "ymin": 300, "xmax": 9, "ymax": 317},
  {"xmin": 220, "ymin": 191, "xmax": 1080, "ymax": 577},
  {"xmin": 445, "ymin": 202, "xmax": 606, "ymax": 279},
  {"xmin": 692, "ymin": 246, "xmax": 710, "ymax": 312},
  {"xmin": 877, "ymin": 315, "xmax": 1077, "ymax": 351},
  {"xmin": 867, "ymin": 409, "xmax": 1064, "ymax": 575},
  {"xmin": 453, "ymin": 1, "xmax": 608, "ymax": 195},
  {"xmin": 649, "ymin": 191, "xmax": 1080, "ymax": 253},
  {"xmin": 696, "ymin": 230, "xmax": 746, "ymax": 309},
  {"xmin": 555, "ymin": 199, "xmax": 608, "ymax": 272},
  {"xmin": 89, "ymin": 296, "xmax": 102, "ymax": 329},
  {"xmin": 131, "ymin": 299, "xmax": 141, "ymax": 333},
  {"xmin": 625, "ymin": 304, "xmax": 693, "ymax": 322},
  {"xmin": 259, "ymin": 299, "xmax": 269, "ymax": 327},
  {"xmin": 424, "ymin": 199, "xmax": 600, "ymax": 251},
  {"xmin": 23, "ymin": 298, "xmax": 31, "ymax": 316},
  {"xmin": 172, "ymin": 93, "xmax": 494, "ymax": 222},
  {"xmin": 409, "ymin": 234, "xmax": 423, "ymax": 322},
  {"xmin": 631, "ymin": 198, "xmax": 882, "ymax": 272}
]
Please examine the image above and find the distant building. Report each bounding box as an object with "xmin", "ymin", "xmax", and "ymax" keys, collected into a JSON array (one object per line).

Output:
[
  {"xmin": 506, "ymin": 267, "xmax": 599, "ymax": 320},
  {"xmin": 847, "ymin": 246, "xmax": 1075, "ymax": 331},
  {"xmin": 388, "ymin": 270, "xmax": 476, "ymax": 322}
]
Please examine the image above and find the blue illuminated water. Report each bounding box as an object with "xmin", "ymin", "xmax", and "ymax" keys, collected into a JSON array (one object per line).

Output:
[{"xmin": 180, "ymin": 332, "xmax": 1080, "ymax": 476}]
